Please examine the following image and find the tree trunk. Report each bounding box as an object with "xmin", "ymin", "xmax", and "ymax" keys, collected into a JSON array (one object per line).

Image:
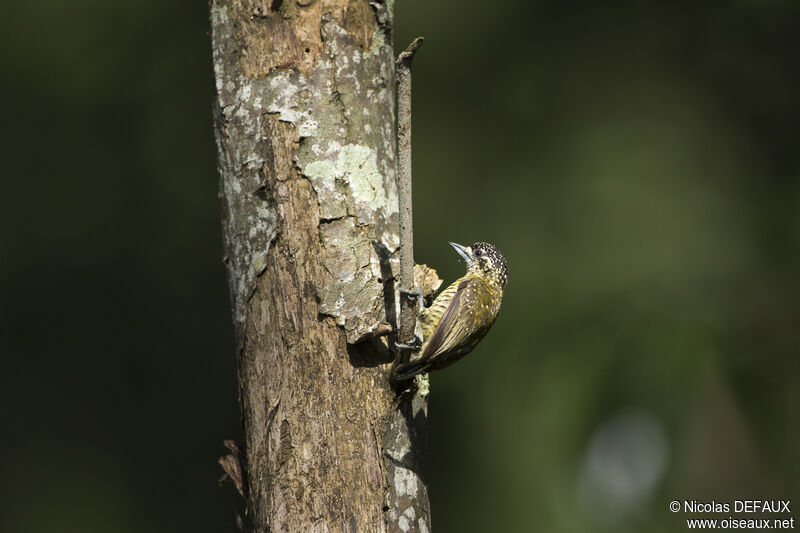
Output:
[{"xmin": 210, "ymin": 1, "xmax": 430, "ymax": 531}]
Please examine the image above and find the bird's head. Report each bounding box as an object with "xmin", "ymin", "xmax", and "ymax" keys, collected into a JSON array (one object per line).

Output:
[{"xmin": 449, "ymin": 241, "xmax": 508, "ymax": 287}]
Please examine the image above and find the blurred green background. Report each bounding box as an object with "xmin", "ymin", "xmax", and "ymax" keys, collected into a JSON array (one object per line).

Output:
[{"xmin": 2, "ymin": 1, "xmax": 798, "ymax": 532}]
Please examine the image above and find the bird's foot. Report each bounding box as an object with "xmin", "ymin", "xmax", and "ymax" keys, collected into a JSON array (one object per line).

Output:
[
  {"xmin": 394, "ymin": 336, "xmax": 421, "ymax": 352},
  {"xmin": 399, "ymin": 285, "xmax": 425, "ymax": 312}
]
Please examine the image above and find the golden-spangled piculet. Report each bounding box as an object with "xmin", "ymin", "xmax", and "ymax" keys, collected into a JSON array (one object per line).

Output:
[{"xmin": 394, "ymin": 241, "xmax": 508, "ymax": 380}]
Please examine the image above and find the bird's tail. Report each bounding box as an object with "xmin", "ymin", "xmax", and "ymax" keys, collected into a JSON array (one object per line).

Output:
[{"xmin": 393, "ymin": 359, "xmax": 430, "ymax": 381}]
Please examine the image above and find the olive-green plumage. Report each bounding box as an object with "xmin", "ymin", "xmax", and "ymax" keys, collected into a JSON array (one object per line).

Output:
[{"xmin": 394, "ymin": 241, "xmax": 508, "ymax": 380}]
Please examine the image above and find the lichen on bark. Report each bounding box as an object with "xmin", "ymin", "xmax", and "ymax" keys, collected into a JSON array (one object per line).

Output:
[{"xmin": 212, "ymin": 3, "xmax": 280, "ymax": 348}]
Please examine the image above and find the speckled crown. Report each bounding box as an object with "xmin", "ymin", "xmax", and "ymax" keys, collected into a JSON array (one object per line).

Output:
[{"xmin": 471, "ymin": 242, "xmax": 508, "ymax": 286}]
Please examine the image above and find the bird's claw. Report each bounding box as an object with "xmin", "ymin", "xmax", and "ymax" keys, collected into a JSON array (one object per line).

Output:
[
  {"xmin": 399, "ymin": 286, "xmax": 425, "ymax": 312},
  {"xmin": 394, "ymin": 337, "xmax": 421, "ymax": 352}
]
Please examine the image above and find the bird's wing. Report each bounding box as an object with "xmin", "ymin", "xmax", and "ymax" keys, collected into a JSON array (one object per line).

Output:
[{"xmin": 420, "ymin": 276, "xmax": 490, "ymax": 362}]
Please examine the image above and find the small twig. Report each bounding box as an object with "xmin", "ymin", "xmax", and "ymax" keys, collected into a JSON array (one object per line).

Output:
[
  {"xmin": 393, "ymin": 37, "xmax": 424, "ymax": 375},
  {"xmin": 396, "ymin": 37, "xmax": 424, "ymax": 67}
]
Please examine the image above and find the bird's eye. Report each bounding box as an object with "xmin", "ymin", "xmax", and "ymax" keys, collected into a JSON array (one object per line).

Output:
[{"xmin": 474, "ymin": 249, "xmax": 483, "ymax": 257}]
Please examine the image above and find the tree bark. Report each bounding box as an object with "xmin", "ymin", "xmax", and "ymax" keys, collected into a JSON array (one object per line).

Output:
[{"xmin": 211, "ymin": 1, "xmax": 430, "ymax": 531}]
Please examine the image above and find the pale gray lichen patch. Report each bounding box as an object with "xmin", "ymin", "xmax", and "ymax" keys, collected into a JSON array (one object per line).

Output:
[
  {"xmin": 340, "ymin": 144, "xmax": 388, "ymax": 212},
  {"xmin": 305, "ymin": 144, "xmax": 392, "ymax": 224},
  {"xmin": 212, "ymin": 3, "xmax": 279, "ymax": 347},
  {"xmin": 398, "ymin": 515, "xmax": 410, "ymax": 532},
  {"xmin": 418, "ymin": 517, "xmax": 429, "ymax": 533},
  {"xmin": 371, "ymin": 0, "xmax": 393, "ymax": 26},
  {"xmin": 363, "ymin": 26, "xmax": 386, "ymax": 59},
  {"xmin": 303, "ymin": 158, "xmax": 349, "ymax": 220},
  {"xmin": 393, "ymin": 468, "xmax": 418, "ymax": 499},
  {"xmin": 265, "ymin": 70, "xmax": 318, "ymax": 137},
  {"xmin": 400, "ymin": 506, "xmax": 420, "ymax": 533}
]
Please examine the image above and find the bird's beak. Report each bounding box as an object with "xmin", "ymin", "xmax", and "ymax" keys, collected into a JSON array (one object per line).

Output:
[{"xmin": 448, "ymin": 241, "xmax": 473, "ymax": 265}]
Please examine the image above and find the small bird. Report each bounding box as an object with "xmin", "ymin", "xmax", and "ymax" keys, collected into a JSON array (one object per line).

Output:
[{"xmin": 394, "ymin": 241, "xmax": 508, "ymax": 380}]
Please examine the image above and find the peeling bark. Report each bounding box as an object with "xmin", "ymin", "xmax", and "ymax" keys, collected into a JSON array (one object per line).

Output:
[{"xmin": 211, "ymin": 1, "xmax": 430, "ymax": 531}]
